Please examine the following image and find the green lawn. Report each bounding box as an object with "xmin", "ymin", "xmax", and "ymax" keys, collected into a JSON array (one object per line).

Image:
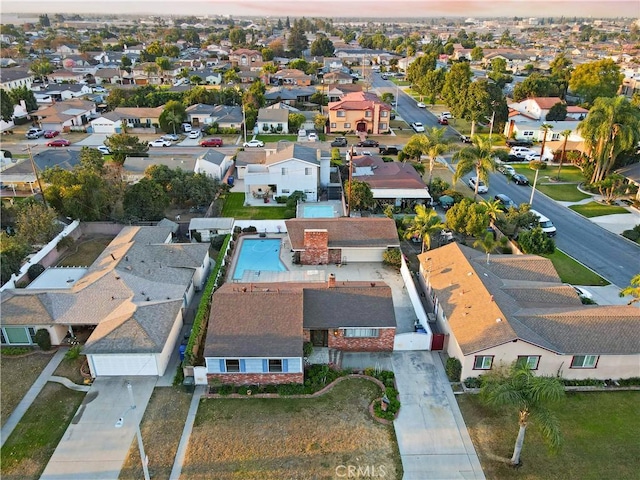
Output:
[
  {"xmin": 254, "ymin": 134, "xmax": 298, "ymax": 143},
  {"xmin": 458, "ymin": 391, "xmax": 640, "ymax": 480},
  {"xmin": 514, "ymin": 165, "xmax": 586, "ymax": 184},
  {"xmin": 1, "ymin": 352, "xmax": 52, "ymax": 426},
  {"xmin": 569, "ymin": 201, "xmax": 630, "ymax": 218},
  {"xmin": 221, "ymin": 192, "xmax": 293, "ymax": 220},
  {"xmin": 1, "ymin": 383, "xmax": 85, "ymax": 480},
  {"xmin": 543, "ymin": 249, "xmax": 609, "ymax": 286},
  {"xmin": 535, "ymin": 183, "xmax": 591, "ymax": 202}
]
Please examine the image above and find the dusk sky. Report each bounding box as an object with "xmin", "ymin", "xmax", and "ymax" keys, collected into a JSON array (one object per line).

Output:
[{"xmin": 2, "ymin": 0, "xmax": 639, "ymax": 18}]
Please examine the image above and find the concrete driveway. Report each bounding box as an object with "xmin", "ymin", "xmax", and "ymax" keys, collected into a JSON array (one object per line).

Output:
[
  {"xmin": 392, "ymin": 351, "xmax": 485, "ymax": 480},
  {"xmin": 74, "ymin": 134, "xmax": 110, "ymax": 146},
  {"xmin": 41, "ymin": 377, "xmax": 157, "ymax": 480}
]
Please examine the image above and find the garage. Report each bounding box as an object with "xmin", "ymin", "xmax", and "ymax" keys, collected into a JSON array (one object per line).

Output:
[
  {"xmin": 88, "ymin": 354, "xmax": 158, "ymax": 376},
  {"xmin": 340, "ymin": 248, "xmax": 385, "ymax": 263},
  {"xmin": 90, "ymin": 114, "xmax": 121, "ymax": 134}
]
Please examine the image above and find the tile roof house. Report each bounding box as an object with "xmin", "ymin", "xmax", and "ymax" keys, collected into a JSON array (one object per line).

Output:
[
  {"xmin": 418, "ymin": 243, "xmax": 640, "ymax": 380},
  {"xmin": 327, "ymin": 91, "xmax": 392, "ymax": 135},
  {"xmin": 113, "ymin": 106, "xmax": 165, "ymax": 129},
  {"xmin": 204, "ymin": 276, "xmax": 396, "ymax": 385},
  {"xmin": 285, "ymin": 217, "xmax": 400, "ymax": 264},
  {"xmin": 34, "ymin": 99, "xmax": 97, "ymax": 132},
  {"xmin": 0, "ymin": 225, "xmax": 211, "ymax": 377}
]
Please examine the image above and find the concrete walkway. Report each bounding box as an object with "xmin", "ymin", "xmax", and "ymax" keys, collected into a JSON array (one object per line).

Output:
[
  {"xmin": 169, "ymin": 385, "xmax": 206, "ymax": 480},
  {"xmin": 1, "ymin": 348, "xmax": 67, "ymax": 447},
  {"xmin": 392, "ymin": 351, "xmax": 485, "ymax": 480},
  {"xmin": 49, "ymin": 375, "xmax": 91, "ymax": 392}
]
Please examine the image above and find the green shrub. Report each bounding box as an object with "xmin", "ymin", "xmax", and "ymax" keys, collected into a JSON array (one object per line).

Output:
[
  {"xmin": 277, "ymin": 383, "xmax": 307, "ymax": 395},
  {"xmin": 172, "ymin": 364, "xmax": 185, "ymax": 387},
  {"xmin": 242, "ymin": 226, "xmax": 257, "ymax": 233},
  {"xmin": 303, "ymin": 341, "xmax": 314, "ymax": 357},
  {"xmin": 210, "ymin": 235, "xmax": 226, "ymax": 251},
  {"xmin": 382, "ymin": 247, "xmax": 402, "ymax": 270},
  {"xmin": 34, "ymin": 329, "xmax": 51, "ymax": 351},
  {"xmin": 218, "ymin": 385, "xmax": 235, "ymax": 395},
  {"xmin": 445, "ymin": 357, "xmax": 462, "ymax": 382},
  {"xmin": 64, "ymin": 345, "xmax": 82, "ymax": 360},
  {"xmin": 464, "ymin": 376, "xmax": 483, "ymax": 388},
  {"xmin": 27, "ymin": 263, "xmax": 45, "ymax": 281},
  {"xmin": 621, "ymin": 229, "xmax": 640, "ymax": 242},
  {"xmin": 57, "ymin": 236, "xmax": 75, "ymax": 251},
  {"xmin": 1, "ymin": 347, "xmax": 31, "ymax": 355},
  {"xmin": 617, "ymin": 377, "xmax": 640, "ymax": 386},
  {"xmin": 561, "ymin": 378, "xmax": 605, "ymax": 387}
]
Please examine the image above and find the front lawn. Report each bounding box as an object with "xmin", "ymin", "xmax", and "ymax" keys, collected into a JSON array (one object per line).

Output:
[
  {"xmin": 458, "ymin": 391, "xmax": 640, "ymax": 480},
  {"xmin": 119, "ymin": 387, "xmax": 192, "ymax": 480},
  {"xmin": 56, "ymin": 235, "xmax": 116, "ymax": 267},
  {"xmin": 254, "ymin": 134, "xmax": 298, "ymax": 143},
  {"xmin": 513, "ymin": 165, "xmax": 586, "ymax": 184},
  {"xmin": 0, "ymin": 352, "xmax": 52, "ymax": 426},
  {"xmin": 543, "ymin": 249, "xmax": 609, "ymax": 286},
  {"xmin": 569, "ymin": 201, "xmax": 630, "ymax": 218},
  {"xmin": 220, "ymin": 192, "xmax": 292, "ymax": 220},
  {"xmin": 181, "ymin": 378, "xmax": 401, "ymax": 480},
  {"xmin": 535, "ymin": 183, "xmax": 591, "ymax": 202},
  {"xmin": 0, "ymin": 383, "xmax": 85, "ymax": 480}
]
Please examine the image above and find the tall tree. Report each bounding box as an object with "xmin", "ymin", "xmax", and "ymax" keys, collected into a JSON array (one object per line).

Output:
[
  {"xmin": 423, "ymin": 127, "xmax": 457, "ymax": 186},
  {"xmin": 159, "ymin": 100, "xmax": 186, "ymax": 134},
  {"xmin": 569, "ymin": 58, "xmax": 623, "ymax": 106},
  {"xmin": 539, "ymin": 123, "xmax": 552, "ymax": 161},
  {"xmin": 512, "ymin": 73, "xmax": 559, "ymax": 102},
  {"xmin": 546, "ymin": 102, "xmax": 567, "ymax": 121},
  {"xmin": 452, "ymin": 137, "xmax": 496, "ymax": 197},
  {"xmin": 310, "ymin": 34, "xmax": 335, "ymax": 56},
  {"xmin": 29, "ymin": 58, "xmax": 54, "ymax": 82},
  {"xmin": 578, "ymin": 96, "xmax": 640, "ymax": 183},
  {"xmin": 464, "ymin": 79, "xmax": 491, "ymax": 137},
  {"xmin": 287, "ymin": 19, "xmax": 308, "ymax": 58},
  {"xmin": 556, "ymin": 129, "xmax": 573, "ymax": 180},
  {"xmin": 8, "ymin": 86, "xmax": 37, "ymax": 112},
  {"xmin": 480, "ymin": 363, "xmax": 565, "ymax": 466},
  {"xmin": 123, "ymin": 178, "xmax": 169, "ymax": 221},
  {"xmin": 419, "ymin": 69, "xmax": 446, "ymax": 105},
  {"xmin": 344, "ymin": 179, "xmax": 374, "ymax": 212},
  {"xmin": 474, "ymin": 231, "xmax": 497, "ymax": 264},
  {"xmin": 406, "ymin": 53, "xmax": 437, "ymax": 85},
  {"xmin": 15, "ymin": 199, "xmax": 61, "ymax": 245},
  {"xmin": 0, "ymin": 233, "xmax": 29, "ymax": 285},
  {"xmin": 549, "ymin": 52, "xmax": 573, "ymax": 98},
  {"xmin": 403, "ymin": 205, "xmax": 445, "ymax": 253},
  {"xmin": 104, "ymin": 133, "xmax": 149, "ymax": 166},
  {"xmin": 1, "ymin": 89, "xmax": 13, "ymax": 122},
  {"xmin": 441, "ymin": 62, "xmax": 472, "ymax": 120}
]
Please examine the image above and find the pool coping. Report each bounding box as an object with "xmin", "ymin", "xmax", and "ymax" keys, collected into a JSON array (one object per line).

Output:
[{"xmin": 230, "ymin": 234, "xmax": 290, "ymax": 282}]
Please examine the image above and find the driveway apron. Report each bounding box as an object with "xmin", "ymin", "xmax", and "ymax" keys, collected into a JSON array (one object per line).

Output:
[
  {"xmin": 392, "ymin": 351, "xmax": 485, "ymax": 480},
  {"xmin": 40, "ymin": 377, "xmax": 157, "ymax": 480}
]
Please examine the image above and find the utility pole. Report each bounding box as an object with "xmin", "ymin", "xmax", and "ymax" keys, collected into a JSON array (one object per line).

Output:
[
  {"xmin": 242, "ymin": 102, "xmax": 247, "ymax": 144},
  {"xmin": 25, "ymin": 144, "xmax": 48, "ymax": 208},
  {"xmin": 347, "ymin": 145, "xmax": 354, "ymax": 217}
]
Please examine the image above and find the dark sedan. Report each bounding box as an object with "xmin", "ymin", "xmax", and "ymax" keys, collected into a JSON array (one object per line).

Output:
[
  {"xmin": 379, "ymin": 145, "xmax": 400, "ymax": 155},
  {"xmin": 330, "ymin": 137, "xmax": 348, "ymax": 147},
  {"xmin": 512, "ymin": 173, "xmax": 530, "ymax": 185},
  {"xmin": 357, "ymin": 139, "xmax": 379, "ymax": 147}
]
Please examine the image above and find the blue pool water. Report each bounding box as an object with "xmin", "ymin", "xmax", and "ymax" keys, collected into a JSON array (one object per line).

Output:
[
  {"xmin": 232, "ymin": 239, "xmax": 287, "ymax": 280},
  {"xmin": 303, "ymin": 205, "xmax": 335, "ymax": 218}
]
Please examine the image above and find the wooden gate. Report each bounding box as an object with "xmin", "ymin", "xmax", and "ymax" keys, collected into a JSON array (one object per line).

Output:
[{"xmin": 431, "ymin": 333, "xmax": 445, "ymax": 351}]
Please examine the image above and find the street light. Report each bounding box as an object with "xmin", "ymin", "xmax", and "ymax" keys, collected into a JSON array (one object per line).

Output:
[{"xmin": 115, "ymin": 382, "xmax": 150, "ymax": 480}]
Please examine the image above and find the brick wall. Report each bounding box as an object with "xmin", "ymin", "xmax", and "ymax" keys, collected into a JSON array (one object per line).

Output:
[
  {"xmin": 301, "ymin": 229, "xmax": 329, "ymax": 265},
  {"xmin": 328, "ymin": 249, "xmax": 342, "ymax": 264},
  {"xmin": 207, "ymin": 372, "xmax": 304, "ymax": 385},
  {"xmin": 328, "ymin": 328, "xmax": 395, "ymax": 352}
]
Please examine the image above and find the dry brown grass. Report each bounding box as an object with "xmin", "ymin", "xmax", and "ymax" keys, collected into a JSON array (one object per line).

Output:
[
  {"xmin": 181, "ymin": 378, "xmax": 401, "ymax": 480},
  {"xmin": 0, "ymin": 352, "xmax": 53, "ymax": 426},
  {"xmin": 52, "ymin": 357, "xmax": 85, "ymax": 385},
  {"xmin": 56, "ymin": 235, "xmax": 115, "ymax": 267},
  {"xmin": 119, "ymin": 387, "xmax": 193, "ymax": 480}
]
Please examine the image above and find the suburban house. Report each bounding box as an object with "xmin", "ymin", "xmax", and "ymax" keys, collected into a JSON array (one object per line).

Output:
[
  {"xmin": 0, "ymin": 149, "xmax": 82, "ymax": 194},
  {"xmin": 508, "ymin": 97, "xmax": 588, "ymax": 122},
  {"xmin": 0, "ymin": 225, "xmax": 211, "ymax": 376},
  {"xmin": 350, "ymin": 154, "xmax": 432, "ymax": 208},
  {"xmin": 327, "ymin": 91, "xmax": 392, "ymax": 135},
  {"xmin": 322, "ymin": 71, "xmax": 354, "ymax": 85},
  {"xmin": 194, "ymin": 149, "xmax": 234, "ymax": 180},
  {"xmin": 122, "ymin": 156, "xmax": 197, "ymax": 183},
  {"xmin": 503, "ymin": 119, "xmax": 584, "ymax": 159},
  {"xmin": 94, "ymin": 67, "xmax": 131, "ymax": 85},
  {"xmin": 285, "ymin": 217, "xmax": 400, "ymax": 264},
  {"xmin": 242, "ymin": 143, "xmax": 330, "ymax": 203},
  {"xmin": 203, "ymin": 276, "xmax": 396, "ymax": 385},
  {"xmin": 40, "ymin": 83, "xmax": 93, "ymax": 101},
  {"xmin": 34, "ymin": 99, "xmax": 96, "ymax": 132},
  {"xmin": 113, "ymin": 106, "xmax": 164, "ymax": 130},
  {"xmin": 264, "ymin": 86, "xmax": 317, "ymax": 107},
  {"xmin": 186, "ymin": 104, "xmax": 244, "ymax": 131},
  {"xmin": 229, "ymin": 48, "xmax": 263, "ymax": 68},
  {"xmin": 234, "ymin": 149, "xmax": 267, "ymax": 180},
  {"xmin": 186, "ymin": 103, "xmax": 217, "ymax": 127},
  {"xmin": 0, "ymin": 67, "xmax": 34, "ymax": 90},
  {"xmin": 256, "ymin": 107, "xmax": 290, "ymax": 134},
  {"xmin": 417, "ymin": 243, "xmax": 640, "ymax": 380},
  {"xmin": 48, "ymin": 70, "xmax": 87, "ymax": 84},
  {"xmin": 188, "ymin": 217, "xmax": 234, "ymax": 243},
  {"xmin": 90, "ymin": 112, "xmax": 124, "ymax": 134},
  {"xmin": 270, "ymin": 68, "xmax": 313, "ymax": 86},
  {"xmin": 616, "ymin": 162, "xmax": 640, "ymax": 201}
]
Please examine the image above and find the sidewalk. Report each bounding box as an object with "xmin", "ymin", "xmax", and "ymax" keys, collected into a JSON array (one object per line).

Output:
[
  {"xmin": 169, "ymin": 385, "xmax": 206, "ymax": 479},
  {"xmin": 1, "ymin": 348, "xmax": 67, "ymax": 447}
]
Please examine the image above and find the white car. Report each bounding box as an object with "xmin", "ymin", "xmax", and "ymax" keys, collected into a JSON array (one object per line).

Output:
[
  {"xmin": 243, "ymin": 139, "xmax": 265, "ymax": 148},
  {"xmin": 525, "ymin": 152, "xmax": 542, "ymax": 161},
  {"xmin": 411, "ymin": 122, "xmax": 425, "ymax": 133},
  {"xmin": 96, "ymin": 145, "xmax": 111, "ymax": 155},
  {"xmin": 499, "ymin": 165, "xmax": 516, "ymax": 176},
  {"xmin": 417, "ymin": 102, "xmax": 426, "ymax": 108},
  {"xmin": 468, "ymin": 177, "xmax": 488, "ymax": 194},
  {"xmin": 572, "ymin": 286, "xmax": 593, "ymax": 301},
  {"xmin": 188, "ymin": 130, "xmax": 201, "ymax": 139},
  {"xmin": 149, "ymin": 139, "xmax": 172, "ymax": 147},
  {"xmin": 307, "ymin": 132, "xmax": 318, "ymax": 141},
  {"xmin": 162, "ymin": 134, "xmax": 179, "ymax": 141}
]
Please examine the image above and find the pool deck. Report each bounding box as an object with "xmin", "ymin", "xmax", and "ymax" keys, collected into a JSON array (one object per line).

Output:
[{"xmin": 296, "ymin": 200, "xmax": 344, "ymax": 218}]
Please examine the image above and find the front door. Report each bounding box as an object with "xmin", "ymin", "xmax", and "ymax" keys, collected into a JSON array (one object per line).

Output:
[{"xmin": 310, "ymin": 330, "xmax": 328, "ymax": 347}]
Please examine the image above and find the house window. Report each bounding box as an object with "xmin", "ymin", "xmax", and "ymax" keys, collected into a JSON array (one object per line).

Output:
[
  {"xmin": 381, "ymin": 111, "xmax": 388, "ymax": 117},
  {"xmin": 365, "ymin": 111, "xmax": 372, "ymax": 118},
  {"xmin": 337, "ymin": 110, "xmax": 346, "ymax": 117},
  {"xmin": 344, "ymin": 123, "xmax": 351, "ymax": 128},
  {"xmin": 225, "ymin": 359, "xmax": 240, "ymax": 373},
  {"xmin": 268, "ymin": 359, "xmax": 282, "ymax": 372},
  {"xmin": 571, "ymin": 355, "xmax": 598, "ymax": 368},
  {"xmin": 305, "ymin": 168, "xmax": 312, "ymax": 175},
  {"xmin": 551, "ymin": 133, "xmax": 560, "ymax": 140},
  {"xmin": 330, "ymin": 123, "xmax": 337, "ymax": 129},
  {"xmin": 1, "ymin": 327, "xmax": 32, "ymax": 345},
  {"xmin": 281, "ymin": 168, "xmax": 288, "ymax": 175},
  {"xmin": 517, "ymin": 355, "xmax": 540, "ymax": 370},
  {"xmin": 473, "ymin": 355, "xmax": 493, "ymax": 370},
  {"xmin": 379, "ymin": 123, "xmax": 387, "ymax": 130},
  {"xmin": 523, "ymin": 131, "xmax": 534, "ymax": 137},
  {"xmin": 344, "ymin": 328, "xmax": 379, "ymax": 338},
  {"xmin": 282, "ymin": 189, "xmax": 290, "ymax": 194}
]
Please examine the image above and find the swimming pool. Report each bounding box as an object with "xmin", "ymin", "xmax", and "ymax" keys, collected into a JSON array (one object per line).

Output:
[
  {"xmin": 303, "ymin": 204, "xmax": 335, "ymax": 218},
  {"xmin": 232, "ymin": 238, "xmax": 287, "ymax": 280}
]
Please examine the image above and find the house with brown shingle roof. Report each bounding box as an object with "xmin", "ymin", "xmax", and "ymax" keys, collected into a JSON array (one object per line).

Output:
[
  {"xmin": 418, "ymin": 243, "xmax": 640, "ymax": 380},
  {"xmin": 285, "ymin": 217, "xmax": 400, "ymax": 265},
  {"xmin": 327, "ymin": 91, "xmax": 392, "ymax": 135},
  {"xmin": 204, "ymin": 276, "xmax": 396, "ymax": 385},
  {"xmin": 35, "ymin": 98, "xmax": 96, "ymax": 131}
]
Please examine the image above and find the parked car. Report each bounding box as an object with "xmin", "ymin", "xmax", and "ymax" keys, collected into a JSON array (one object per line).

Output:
[
  {"xmin": 46, "ymin": 138, "xmax": 71, "ymax": 147},
  {"xmin": 162, "ymin": 134, "xmax": 179, "ymax": 141},
  {"xmin": 307, "ymin": 132, "xmax": 318, "ymax": 141},
  {"xmin": 437, "ymin": 117, "xmax": 449, "ymax": 125},
  {"xmin": 498, "ymin": 164, "xmax": 516, "ymax": 176},
  {"xmin": 505, "ymin": 154, "xmax": 521, "ymax": 162},
  {"xmin": 182, "ymin": 123, "xmax": 192, "ymax": 132},
  {"xmin": 468, "ymin": 177, "xmax": 488, "ymax": 194},
  {"xmin": 417, "ymin": 101, "xmax": 426, "ymax": 108},
  {"xmin": 330, "ymin": 137, "xmax": 347, "ymax": 147},
  {"xmin": 494, "ymin": 193, "xmax": 517, "ymax": 211},
  {"xmin": 357, "ymin": 139, "xmax": 379, "ymax": 147},
  {"xmin": 44, "ymin": 130, "xmax": 60, "ymax": 138},
  {"xmin": 572, "ymin": 285, "xmax": 593, "ymax": 300},
  {"xmin": 243, "ymin": 139, "xmax": 265, "ymax": 148},
  {"xmin": 510, "ymin": 147, "xmax": 535, "ymax": 158},
  {"xmin": 25, "ymin": 128, "xmax": 44, "ymax": 139},
  {"xmin": 440, "ymin": 112, "xmax": 452, "ymax": 119},
  {"xmin": 460, "ymin": 135, "xmax": 472, "ymax": 143},
  {"xmin": 188, "ymin": 130, "xmax": 201, "ymax": 139},
  {"xmin": 96, "ymin": 145, "xmax": 111, "ymax": 155},
  {"xmin": 411, "ymin": 122, "xmax": 425, "ymax": 133},
  {"xmin": 512, "ymin": 173, "xmax": 530, "ymax": 185},
  {"xmin": 530, "ymin": 209, "xmax": 556, "ymax": 236},
  {"xmin": 149, "ymin": 138, "xmax": 172, "ymax": 147},
  {"xmin": 200, "ymin": 138, "xmax": 223, "ymax": 147},
  {"xmin": 379, "ymin": 145, "xmax": 400, "ymax": 155},
  {"xmin": 506, "ymin": 139, "xmax": 533, "ymax": 147},
  {"xmin": 524, "ymin": 152, "xmax": 541, "ymax": 161}
]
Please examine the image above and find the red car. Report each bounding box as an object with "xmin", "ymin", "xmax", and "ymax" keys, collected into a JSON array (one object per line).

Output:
[
  {"xmin": 46, "ymin": 139, "xmax": 71, "ymax": 147},
  {"xmin": 44, "ymin": 130, "xmax": 60, "ymax": 138},
  {"xmin": 437, "ymin": 117, "xmax": 449, "ymax": 125},
  {"xmin": 200, "ymin": 138, "xmax": 223, "ymax": 147}
]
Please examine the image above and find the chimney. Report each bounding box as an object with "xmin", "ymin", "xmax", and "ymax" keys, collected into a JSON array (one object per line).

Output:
[{"xmin": 328, "ymin": 273, "xmax": 336, "ymax": 288}]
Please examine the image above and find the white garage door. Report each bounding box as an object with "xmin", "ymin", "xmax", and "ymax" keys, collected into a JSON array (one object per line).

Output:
[
  {"xmin": 340, "ymin": 248, "xmax": 384, "ymax": 263},
  {"xmin": 89, "ymin": 354, "xmax": 158, "ymax": 376},
  {"xmin": 91, "ymin": 122, "xmax": 115, "ymax": 134}
]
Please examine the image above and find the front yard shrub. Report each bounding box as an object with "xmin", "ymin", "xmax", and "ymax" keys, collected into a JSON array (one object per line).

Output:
[
  {"xmin": 218, "ymin": 385, "xmax": 235, "ymax": 395},
  {"xmin": 303, "ymin": 341, "xmax": 314, "ymax": 357},
  {"xmin": 445, "ymin": 357, "xmax": 462, "ymax": 382},
  {"xmin": 34, "ymin": 329, "xmax": 52, "ymax": 351},
  {"xmin": 464, "ymin": 376, "xmax": 483, "ymax": 388},
  {"xmin": 430, "ymin": 178, "xmax": 450, "ymax": 199},
  {"xmin": 382, "ymin": 247, "xmax": 402, "ymax": 270},
  {"xmin": 1, "ymin": 346, "xmax": 31, "ymax": 355},
  {"xmin": 277, "ymin": 383, "xmax": 308, "ymax": 395},
  {"xmin": 616, "ymin": 377, "xmax": 640, "ymax": 386},
  {"xmin": 64, "ymin": 345, "xmax": 82, "ymax": 360}
]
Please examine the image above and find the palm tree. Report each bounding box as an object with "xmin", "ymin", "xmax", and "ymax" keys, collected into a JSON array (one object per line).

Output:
[
  {"xmin": 403, "ymin": 204, "xmax": 445, "ymax": 253},
  {"xmin": 556, "ymin": 129, "xmax": 573, "ymax": 180},
  {"xmin": 481, "ymin": 363, "xmax": 565, "ymax": 466},
  {"xmin": 452, "ymin": 136, "xmax": 496, "ymax": 198},
  {"xmin": 538, "ymin": 123, "xmax": 552, "ymax": 162},
  {"xmin": 620, "ymin": 273, "xmax": 640, "ymax": 305},
  {"xmin": 423, "ymin": 126, "xmax": 458, "ymax": 186},
  {"xmin": 474, "ymin": 231, "xmax": 497, "ymax": 264},
  {"xmin": 480, "ymin": 199, "xmax": 502, "ymax": 224},
  {"xmin": 578, "ymin": 96, "xmax": 640, "ymax": 183}
]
